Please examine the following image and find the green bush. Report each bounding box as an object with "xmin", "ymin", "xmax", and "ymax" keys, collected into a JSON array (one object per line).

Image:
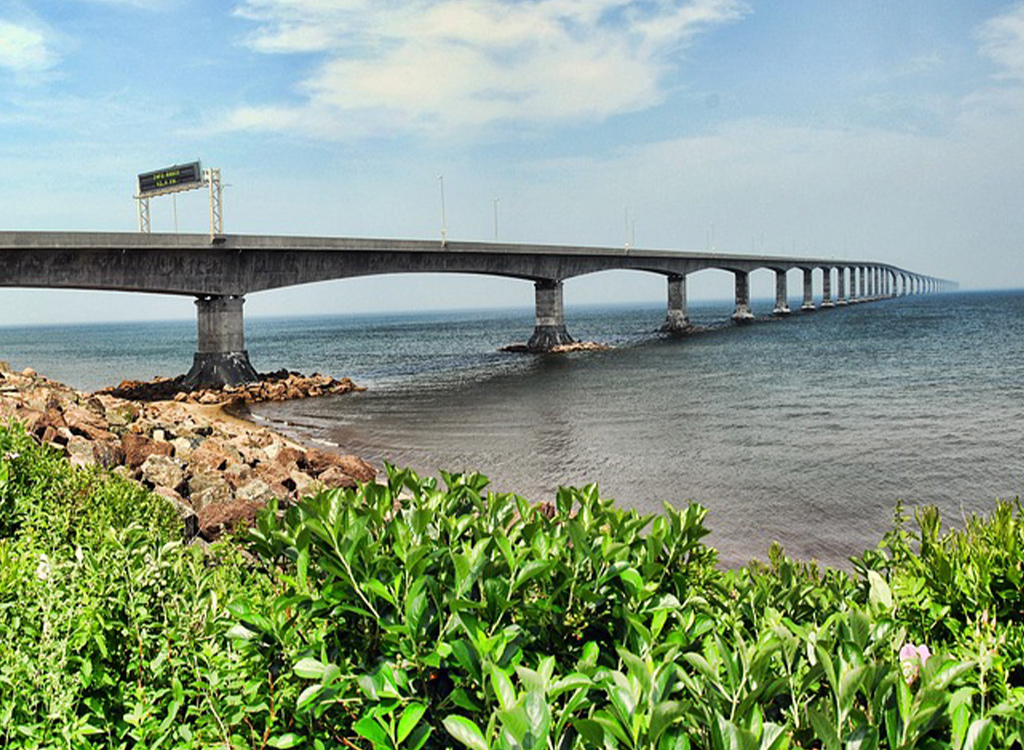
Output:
[{"xmin": 0, "ymin": 420, "xmax": 1021, "ymax": 748}]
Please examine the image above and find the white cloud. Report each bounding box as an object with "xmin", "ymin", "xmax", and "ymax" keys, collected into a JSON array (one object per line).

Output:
[
  {"xmin": 0, "ymin": 19, "xmax": 57, "ymax": 72},
  {"xmin": 224, "ymin": 0, "xmax": 748, "ymax": 137},
  {"xmin": 978, "ymin": 2, "xmax": 1024, "ymax": 80}
]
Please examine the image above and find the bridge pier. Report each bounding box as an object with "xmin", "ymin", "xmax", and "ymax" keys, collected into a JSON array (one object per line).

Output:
[
  {"xmin": 527, "ymin": 280, "xmax": 575, "ymax": 350},
  {"xmin": 801, "ymin": 268, "xmax": 815, "ymax": 311},
  {"xmin": 183, "ymin": 295, "xmax": 259, "ymax": 389},
  {"xmin": 836, "ymin": 267, "xmax": 847, "ymax": 305},
  {"xmin": 661, "ymin": 274, "xmax": 691, "ymax": 332},
  {"xmin": 821, "ymin": 267, "xmax": 834, "ymax": 308},
  {"xmin": 773, "ymin": 269, "xmax": 791, "ymax": 315},
  {"xmin": 732, "ymin": 271, "xmax": 754, "ymax": 322}
]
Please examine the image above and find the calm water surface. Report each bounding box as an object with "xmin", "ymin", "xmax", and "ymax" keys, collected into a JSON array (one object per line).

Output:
[{"xmin": 3, "ymin": 291, "xmax": 1021, "ymax": 567}]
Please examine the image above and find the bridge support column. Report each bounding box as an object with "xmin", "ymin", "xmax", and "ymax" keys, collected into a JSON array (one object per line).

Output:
[
  {"xmin": 836, "ymin": 267, "xmax": 847, "ymax": 305},
  {"xmin": 772, "ymin": 269, "xmax": 790, "ymax": 315},
  {"xmin": 661, "ymin": 274, "xmax": 691, "ymax": 332},
  {"xmin": 801, "ymin": 268, "xmax": 815, "ymax": 311},
  {"xmin": 184, "ymin": 295, "xmax": 259, "ymax": 389},
  {"xmin": 821, "ymin": 268, "xmax": 834, "ymax": 308},
  {"xmin": 527, "ymin": 280, "xmax": 575, "ymax": 350},
  {"xmin": 732, "ymin": 271, "xmax": 754, "ymax": 322}
]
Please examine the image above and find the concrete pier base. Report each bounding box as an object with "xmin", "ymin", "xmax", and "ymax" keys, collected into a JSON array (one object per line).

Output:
[
  {"xmin": 661, "ymin": 274, "xmax": 691, "ymax": 332},
  {"xmin": 527, "ymin": 280, "xmax": 575, "ymax": 350},
  {"xmin": 773, "ymin": 269, "xmax": 791, "ymax": 315},
  {"xmin": 801, "ymin": 268, "xmax": 816, "ymax": 311},
  {"xmin": 836, "ymin": 267, "xmax": 848, "ymax": 305},
  {"xmin": 183, "ymin": 295, "xmax": 258, "ymax": 389},
  {"xmin": 821, "ymin": 268, "xmax": 834, "ymax": 308},
  {"xmin": 732, "ymin": 271, "xmax": 754, "ymax": 322}
]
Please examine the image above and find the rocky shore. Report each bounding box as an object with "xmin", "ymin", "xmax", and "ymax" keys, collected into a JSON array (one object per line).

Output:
[
  {"xmin": 500, "ymin": 341, "xmax": 613, "ymax": 353},
  {"xmin": 0, "ymin": 366, "xmax": 375, "ymax": 542}
]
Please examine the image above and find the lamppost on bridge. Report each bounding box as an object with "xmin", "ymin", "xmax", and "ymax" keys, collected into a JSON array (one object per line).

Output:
[
  {"xmin": 438, "ymin": 174, "xmax": 447, "ymax": 247},
  {"xmin": 493, "ymin": 197, "xmax": 499, "ymax": 241}
]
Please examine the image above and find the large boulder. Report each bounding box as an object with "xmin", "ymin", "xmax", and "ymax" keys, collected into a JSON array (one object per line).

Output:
[
  {"xmin": 64, "ymin": 406, "xmax": 117, "ymax": 442},
  {"xmin": 198, "ymin": 498, "xmax": 263, "ymax": 541},
  {"xmin": 190, "ymin": 439, "xmax": 239, "ymax": 473},
  {"xmin": 139, "ymin": 454, "xmax": 186, "ymax": 493},
  {"xmin": 123, "ymin": 433, "xmax": 173, "ymax": 470},
  {"xmin": 236, "ymin": 478, "xmax": 278, "ymax": 504},
  {"xmin": 304, "ymin": 448, "xmax": 375, "ymax": 482}
]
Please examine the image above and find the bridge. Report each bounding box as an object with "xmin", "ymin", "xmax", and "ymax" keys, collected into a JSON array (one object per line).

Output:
[{"xmin": 0, "ymin": 231, "xmax": 956, "ymax": 387}]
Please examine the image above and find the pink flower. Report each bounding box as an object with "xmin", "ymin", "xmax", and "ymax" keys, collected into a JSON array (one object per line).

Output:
[{"xmin": 900, "ymin": 643, "xmax": 931, "ymax": 684}]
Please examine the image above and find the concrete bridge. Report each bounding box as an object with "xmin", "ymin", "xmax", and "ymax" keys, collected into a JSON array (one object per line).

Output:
[{"xmin": 0, "ymin": 231, "xmax": 956, "ymax": 387}]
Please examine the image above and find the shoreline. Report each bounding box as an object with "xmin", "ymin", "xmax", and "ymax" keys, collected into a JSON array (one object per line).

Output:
[{"xmin": 0, "ymin": 365, "xmax": 377, "ymax": 542}]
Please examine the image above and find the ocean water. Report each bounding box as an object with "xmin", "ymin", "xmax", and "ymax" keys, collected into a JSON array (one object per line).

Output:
[{"xmin": 2, "ymin": 291, "xmax": 1021, "ymax": 567}]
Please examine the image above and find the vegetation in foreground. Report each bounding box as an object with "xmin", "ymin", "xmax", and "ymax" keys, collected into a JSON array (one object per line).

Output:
[{"xmin": 0, "ymin": 422, "xmax": 1021, "ymax": 749}]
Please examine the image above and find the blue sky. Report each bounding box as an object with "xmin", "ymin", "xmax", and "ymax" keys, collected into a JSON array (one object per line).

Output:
[{"xmin": 1, "ymin": 0, "xmax": 1023, "ymax": 323}]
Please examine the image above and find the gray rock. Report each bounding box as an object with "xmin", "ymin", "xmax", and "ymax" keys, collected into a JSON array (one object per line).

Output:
[{"xmin": 140, "ymin": 454, "xmax": 185, "ymax": 492}]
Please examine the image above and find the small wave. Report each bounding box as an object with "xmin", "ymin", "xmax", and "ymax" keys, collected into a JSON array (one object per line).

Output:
[{"xmin": 311, "ymin": 437, "xmax": 340, "ymax": 448}]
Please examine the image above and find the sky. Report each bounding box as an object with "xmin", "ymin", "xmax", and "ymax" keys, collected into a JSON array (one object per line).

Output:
[{"xmin": 0, "ymin": 0, "xmax": 1022, "ymax": 324}]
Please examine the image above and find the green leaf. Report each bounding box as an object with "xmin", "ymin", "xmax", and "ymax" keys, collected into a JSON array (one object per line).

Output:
[
  {"xmin": 491, "ymin": 669, "xmax": 517, "ymax": 711},
  {"xmin": 963, "ymin": 719, "xmax": 994, "ymax": 750},
  {"xmin": 867, "ymin": 571, "xmax": 892, "ymax": 611},
  {"xmin": 844, "ymin": 725, "xmax": 878, "ymax": 750},
  {"xmin": 650, "ymin": 701, "xmax": 686, "ymax": 746},
  {"xmin": 268, "ymin": 733, "xmax": 305, "ymax": 749},
  {"xmin": 549, "ymin": 673, "xmax": 591, "ymax": 699},
  {"xmin": 294, "ymin": 658, "xmax": 328, "ymax": 680},
  {"xmin": 716, "ymin": 715, "xmax": 759, "ymax": 750},
  {"xmin": 443, "ymin": 715, "xmax": 489, "ymax": 750},
  {"xmin": 760, "ymin": 723, "xmax": 788, "ymax": 750},
  {"xmin": 397, "ymin": 704, "xmax": 427, "ymax": 745},
  {"xmin": 573, "ymin": 718, "xmax": 605, "ymax": 747},
  {"xmin": 510, "ymin": 560, "xmax": 550, "ymax": 595},
  {"xmin": 807, "ymin": 706, "xmax": 841, "ymax": 750},
  {"xmin": 354, "ymin": 716, "xmax": 392, "ymax": 749}
]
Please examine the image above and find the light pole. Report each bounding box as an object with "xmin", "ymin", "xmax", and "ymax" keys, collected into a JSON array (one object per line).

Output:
[
  {"xmin": 438, "ymin": 174, "xmax": 447, "ymax": 246},
  {"xmin": 493, "ymin": 197, "xmax": 499, "ymax": 241},
  {"xmin": 624, "ymin": 206, "xmax": 630, "ymax": 251}
]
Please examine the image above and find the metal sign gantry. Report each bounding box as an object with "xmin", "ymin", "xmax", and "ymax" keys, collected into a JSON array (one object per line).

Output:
[{"xmin": 135, "ymin": 162, "xmax": 223, "ymax": 239}]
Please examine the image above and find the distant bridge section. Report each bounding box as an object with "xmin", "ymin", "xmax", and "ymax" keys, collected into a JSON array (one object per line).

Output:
[{"xmin": 0, "ymin": 231, "xmax": 957, "ymax": 387}]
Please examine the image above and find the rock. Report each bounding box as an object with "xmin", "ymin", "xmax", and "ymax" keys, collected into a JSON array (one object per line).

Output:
[
  {"xmin": 12, "ymin": 407, "xmax": 44, "ymax": 435},
  {"xmin": 104, "ymin": 402, "xmax": 140, "ymax": 427},
  {"xmin": 171, "ymin": 437, "xmax": 195, "ymax": 460},
  {"xmin": 66, "ymin": 435, "xmax": 96, "ymax": 467},
  {"xmin": 272, "ymin": 444, "xmax": 305, "ymax": 472},
  {"xmin": 303, "ymin": 448, "xmax": 340, "ymax": 476},
  {"xmin": 153, "ymin": 486, "xmax": 199, "ymax": 541},
  {"xmin": 21, "ymin": 367, "xmax": 36, "ymax": 378},
  {"xmin": 256, "ymin": 463, "xmax": 294, "ymax": 497},
  {"xmin": 92, "ymin": 439, "xmax": 125, "ymax": 469},
  {"xmin": 190, "ymin": 440, "xmax": 235, "ymax": 472},
  {"xmin": 236, "ymin": 478, "xmax": 278, "ymax": 504},
  {"xmin": 188, "ymin": 468, "xmax": 230, "ymax": 499},
  {"xmin": 36, "ymin": 406, "xmax": 68, "ymax": 435},
  {"xmin": 140, "ymin": 454, "xmax": 186, "ymax": 493},
  {"xmin": 223, "ymin": 462, "xmax": 254, "ymax": 490},
  {"xmin": 290, "ymin": 469, "xmax": 317, "ymax": 498},
  {"xmin": 41, "ymin": 425, "xmax": 68, "ymax": 447},
  {"xmin": 190, "ymin": 482, "xmax": 234, "ymax": 513},
  {"xmin": 64, "ymin": 407, "xmax": 117, "ymax": 442},
  {"xmin": 123, "ymin": 433, "xmax": 173, "ymax": 470},
  {"xmin": 335, "ymin": 454, "xmax": 376, "ymax": 483},
  {"xmin": 198, "ymin": 498, "xmax": 263, "ymax": 541},
  {"xmin": 316, "ymin": 465, "xmax": 357, "ymax": 490}
]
